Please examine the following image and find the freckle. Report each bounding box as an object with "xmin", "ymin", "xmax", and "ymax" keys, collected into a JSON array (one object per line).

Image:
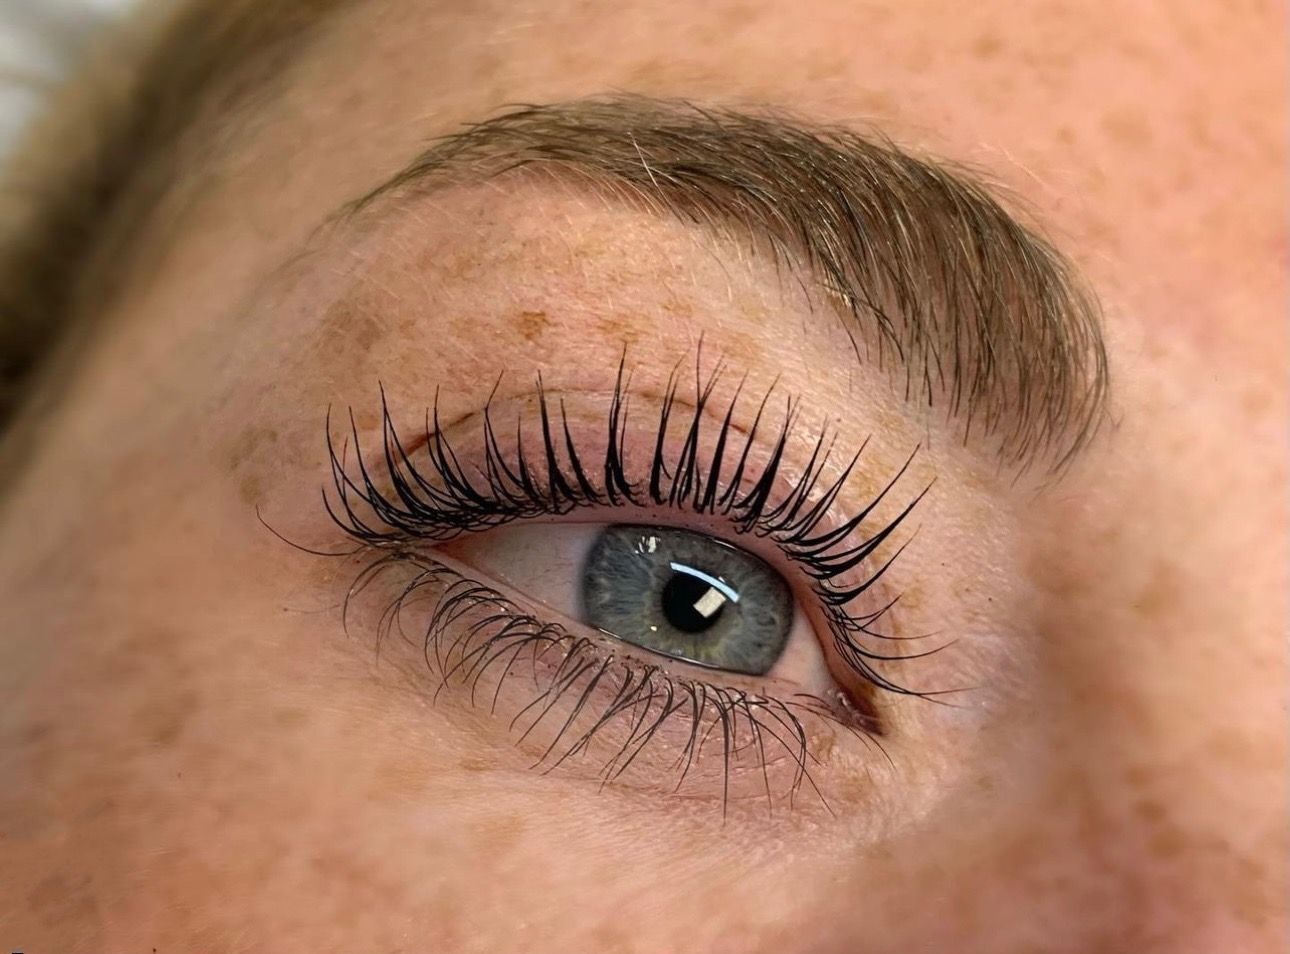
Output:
[
  {"xmin": 1101, "ymin": 108, "xmax": 1153, "ymax": 147},
  {"xmin": 317, "ymin": 298, "xmax": 383, "ymax": 358},
  {"xmin": 238, "ymin": 473, "xmax": 262, "ymax": 505},
  {"xmin": 458, "ymin": 756, "xmax": 491, "ymax": 773},
  {"xmin": 594, "ymin": 313, "xmax": 643, "ymax": 347},
  {"xmin": 1206, "ymin": 731, "xmax": 1271, "ymax": 771},
  {"xmin": 1131, "ymin": 561, "xmax": 1180, "ymax": 618},
  {"xmin": 515, "ymin": 309, "xmax": 550, "ymax": 342},
  {"xmin": 660, "ymin": 297, "xmax": 693, "ymax": 319},
  {"xmin": 226, "ymin": 425, "xmax": 280, "ymax": 471},
  {"xmin": 896, "ymin": 583, "xmax": 924, "ymax": 614},
  {"xmin": 589, "ymin": 922, "xmax": 633, "ymax": 954},
  {"xmin": 1133, "ymin": 796, "xmax": 1167, "ymax": 822},
  {"xmin": 1147, "ymin": 822, "xmax": 1189, "ymax": 861},
  {"xmin": 1241, "ymin": 384, "xmax": 1272, "ymax": 417},
  {"xmin": 27, "ymin": 871, "xmax": 99, "ymax": 929},
  {"xmin": 22, "ymin": 720, "xmax": 52, "ymax": 746},
  {"xmin": 471, "ymin": 813, "xmax": 527, "ymax": 854},
  {"xmin": 1123, "ymin": 762, "xmax": 1155, "ymax": 787},
  {"xmin": 803, "ymin": 54, "xmax": 850, "ymax": 84},
  {"xmin": 132, "ymin": 688, "xmax": 201, "ymax": 747},
  {"xmin": 620, "ymin": 55, "xmax": 671, "ymax": 88},
  {"xmin": 274, "ymin": 706, "xmax": 310, "ymax": 729},
  {"xmin": 372, "ymin": 756, "xmax": 430, "ymax": 800},
  {"xmin": 854, "ymin": 90, "xmax": 899, "ymax": 117},
  {"xmin": 1232, "ymin": 854, "xmax": 1276, "ymax": 927},
  {"xmin": 971, "ymin": 33, "xmax": 1004, "ymax": 59}
]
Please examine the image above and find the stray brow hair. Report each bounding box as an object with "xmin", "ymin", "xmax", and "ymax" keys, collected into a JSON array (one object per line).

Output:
[{"xmin": 350, "ymin": 98, "xmax": 1109, "ymax": 471}]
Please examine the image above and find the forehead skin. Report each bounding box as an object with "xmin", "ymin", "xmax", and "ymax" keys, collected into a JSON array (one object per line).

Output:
[{"xmin": 0, "ymin": 1, "xmax": 1285, "ymax": 952}]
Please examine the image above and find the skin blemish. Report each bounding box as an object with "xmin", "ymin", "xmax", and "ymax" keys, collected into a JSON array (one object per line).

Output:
[
  {"xmin": 971, "ymin": 33, "xmax": 1004, "ymax": 59},
  {"xmin": 226, "ymin": 424, "xmax": 280, "ymax": 472},
  {"xmin": 316, "ymin": 298, "xmax": 385, "ymax": 360},
  {"xmin": 239, "ymin": 473, "xmax": 262, "ymax": 505},
  {"xmin": 516, "ymin": 309, "xmax": 550, "ymax": 342},
  {"xmin": 593, "ymin": 313, "xmax": 644, "ymax": 347}
]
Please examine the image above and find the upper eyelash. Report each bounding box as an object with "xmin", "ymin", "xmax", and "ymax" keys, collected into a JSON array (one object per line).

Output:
[{"xmin": 324, "ymin": 356, "xmax": 936, "ymax": 699}]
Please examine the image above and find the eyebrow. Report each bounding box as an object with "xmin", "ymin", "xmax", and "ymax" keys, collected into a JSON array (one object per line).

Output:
[{"xmin": 344, "ymin": 97, "xmax": 1108, "ymax": 472}]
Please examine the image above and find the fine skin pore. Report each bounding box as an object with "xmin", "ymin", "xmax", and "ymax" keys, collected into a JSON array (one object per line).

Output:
[{"xmin": 0, "ymin": 2, "xmax": 1285, "ymax": 952}]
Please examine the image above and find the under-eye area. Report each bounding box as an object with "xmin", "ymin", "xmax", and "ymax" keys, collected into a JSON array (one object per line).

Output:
[{"xmin": 312, "ymin": 357, "xmax": 945, "ymax": 811}]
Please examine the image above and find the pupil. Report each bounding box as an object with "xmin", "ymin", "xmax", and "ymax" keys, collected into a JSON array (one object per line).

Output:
[{"xmin": 661, "ymin": 569, "xmax": 727, "ymax": 634}]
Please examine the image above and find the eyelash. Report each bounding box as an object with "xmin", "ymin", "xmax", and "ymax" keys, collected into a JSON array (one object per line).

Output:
[
  {"xmin": 320, "ymin": 358, "xmax": 933, "ymax": 807},
  {"xmin": 350, "ymin": 551, "xmax": 846, "ymax": 810}
]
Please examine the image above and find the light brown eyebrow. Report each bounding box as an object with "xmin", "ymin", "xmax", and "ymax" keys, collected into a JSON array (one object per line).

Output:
[{"xmin": 345, "ymin": 96, "xmax": 1109, "ymax": 472}]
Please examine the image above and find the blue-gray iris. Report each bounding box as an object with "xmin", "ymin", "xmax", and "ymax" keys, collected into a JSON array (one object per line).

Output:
[{"xmin": 579, "ymin": 525, "xmax": 794, "ymax": 675}]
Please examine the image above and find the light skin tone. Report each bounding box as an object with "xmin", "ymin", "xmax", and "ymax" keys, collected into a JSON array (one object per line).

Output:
[{"xmin": 0, "ymin": 1, "xmax": 1285, "ymax": 952}]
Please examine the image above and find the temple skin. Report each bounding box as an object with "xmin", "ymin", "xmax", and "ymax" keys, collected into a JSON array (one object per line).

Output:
[{"xmin": 0, "ymin": 1, "xmax": 1285, "ymax": 952}]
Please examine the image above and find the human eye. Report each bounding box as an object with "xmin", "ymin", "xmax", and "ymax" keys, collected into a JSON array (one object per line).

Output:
[{"xmin": 320, "ymin": 359, "xmax": 934, "ymax": 813}]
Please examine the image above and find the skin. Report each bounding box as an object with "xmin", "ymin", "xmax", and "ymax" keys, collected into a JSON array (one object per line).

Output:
[{"xmin": 0, "ymin": 1, "xmax": 1285, "ymax": 951}]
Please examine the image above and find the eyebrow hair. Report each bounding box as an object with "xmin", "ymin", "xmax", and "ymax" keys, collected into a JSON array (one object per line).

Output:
[{"xmin": 349, "ymin": 97, "xmax": 1108, "ymax": 471}]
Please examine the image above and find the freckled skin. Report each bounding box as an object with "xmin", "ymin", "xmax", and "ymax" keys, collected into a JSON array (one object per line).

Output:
[{"xmin": 0, "ymin": 1, "xmax": 1284, "ymax": 952}]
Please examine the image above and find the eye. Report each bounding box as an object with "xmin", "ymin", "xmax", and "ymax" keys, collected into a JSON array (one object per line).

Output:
[
  {"xmin": 580, "ymin": 525, "xmax": 792, "ymax": 675},
  {"xmin": 321, "ymin": 371, "xmax": 933, "ymax": 805},
  {"xmin": 440, "ymin": 519, "xmax": 836, "ymax": 694}
]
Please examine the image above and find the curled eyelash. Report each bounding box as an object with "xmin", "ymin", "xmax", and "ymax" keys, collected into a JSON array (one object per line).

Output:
[
  {"xmin": 348, "ymin": 551, "xmax": 883, "ymax": 813},
  {"xmin": 327, "ymin": 356, "xmax": 935, "ymax": 698}
]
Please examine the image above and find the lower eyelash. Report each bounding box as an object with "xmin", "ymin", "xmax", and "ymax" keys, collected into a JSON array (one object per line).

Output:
[{"xmin": 349, "ymin": 550, "xmax": 881, "ymax": 814}]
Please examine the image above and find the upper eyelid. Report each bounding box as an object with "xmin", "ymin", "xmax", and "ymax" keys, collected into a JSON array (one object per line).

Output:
[{"xmin": 332, "ymin": 95, "xmax": 1109, "ymax": 473}]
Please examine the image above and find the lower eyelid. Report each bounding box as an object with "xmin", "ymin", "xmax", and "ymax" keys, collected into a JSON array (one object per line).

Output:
[{"xmin": 347, "ymin": 546, "xmax": 873, "ymax": 810}]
